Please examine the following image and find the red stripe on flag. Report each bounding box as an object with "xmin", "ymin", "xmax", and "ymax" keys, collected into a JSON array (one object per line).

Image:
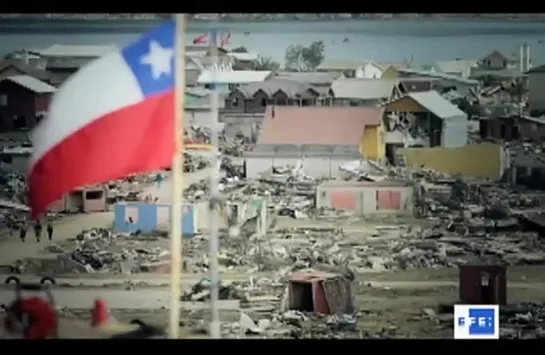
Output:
[{"xmin": 28, "ymin": 91, "xmax": 175, "ymax": 217}]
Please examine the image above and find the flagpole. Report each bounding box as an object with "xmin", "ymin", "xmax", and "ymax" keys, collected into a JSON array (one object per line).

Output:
[
  {"xmin": 208, "ymin": 29, "xmax": 221, "ymax": 339},
  {"xmin": 168, "ymin": 13, "xmax": 186, "ymax": 339}
]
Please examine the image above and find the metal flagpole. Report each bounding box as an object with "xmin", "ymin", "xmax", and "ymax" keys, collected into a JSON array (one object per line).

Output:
[
  {"xmin": 208, "ymin": 29, "xmax": 221, "ymax": 339},
  {"xmin": 168, "ymin": 13, "xmax": 186, "ymax": 339}
]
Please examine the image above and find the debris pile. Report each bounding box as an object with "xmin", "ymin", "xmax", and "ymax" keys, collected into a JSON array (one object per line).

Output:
[
  {"xmin": 14, "ymin": 228, "xmax": 171, "ymax": 275},
  {"xmin": 0, "ymin": 162, "xmax": 27, "ymax": 203}
]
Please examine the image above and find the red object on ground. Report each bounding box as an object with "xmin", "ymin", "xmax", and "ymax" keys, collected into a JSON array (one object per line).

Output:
[
  {"xmin": 91, "ymin": 298, "xmax": 109, "ymax": 327},
  {"xmin": 5, "ymin": 297, "xmax": 57, "ymax": 339}
]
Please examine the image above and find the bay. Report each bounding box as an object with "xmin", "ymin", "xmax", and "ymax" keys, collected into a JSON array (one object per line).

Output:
[{"xmin": 2, "ymin": 19, "xmax": 545, "ymax": 65}]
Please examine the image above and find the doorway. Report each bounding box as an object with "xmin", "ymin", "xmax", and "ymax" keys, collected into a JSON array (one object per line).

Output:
[
  {"xmin": 290, "ymin": 282, "xmax": 314, "ymax": 312},
  {"xmin": 481, "ymin": 271, "xmax": 497, "ymax": 304}
]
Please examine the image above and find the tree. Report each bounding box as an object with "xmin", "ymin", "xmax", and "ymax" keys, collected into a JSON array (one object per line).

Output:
[
  {"xmin": 231, "ymin": 46, "xmax": 249, "ymax": 53},
  {"xmin": 284, "ymin": 41, "xmax": 325, "ymax": 72},
  {"xmin": 254, "ymin": 56, "xmax": 280, "ymax": 71}
]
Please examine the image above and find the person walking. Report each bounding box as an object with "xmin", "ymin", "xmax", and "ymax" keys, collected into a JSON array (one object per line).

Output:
[
  {"xmin": 155, "ymin": 172, "xmax": 164, "ymax": 189},
  {"xmin": 19, "ymin": 224, "xmax": 27, "ymax": 243},
  {"xmin": 34, "ymin": 221, "xmax": 42, "ymax": 242},
  {"xmin": 46, "ymin": 223, "xmax": 53, "ymax": 241}
]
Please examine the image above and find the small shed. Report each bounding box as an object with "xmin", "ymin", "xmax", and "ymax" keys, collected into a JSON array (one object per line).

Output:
[
  {"xmin": 114, "ymin": 202, "xmax": 197, "ymax": 237},
  {"xmin": 316, "ymin": 180, "xmax": 414, "ymax": 215}
]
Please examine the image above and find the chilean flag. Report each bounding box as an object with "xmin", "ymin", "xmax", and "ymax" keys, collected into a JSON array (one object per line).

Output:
[
  {"xmin": 192, "ymin": 33, "xmax": 208, "ymax": 44},
  {"xmin": 28, "ymin": 21, "xmax": 177, "ymax": 217},
  {"xmin": 221, "ymin": 33, "xmax": 231, "ymax": 47}
]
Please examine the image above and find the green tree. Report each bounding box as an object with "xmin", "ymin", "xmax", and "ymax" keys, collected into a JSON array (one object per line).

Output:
[
  {"xmin": 231, "ymin": 46, "xmax": 249, "ymax": 53},
  {"xmin": 284, "ymin": 41, "xmax": 325, "ymax": 72},
  {"xmin": 254, "ymin": 56, "xmax": 281, "ymax": 71}
]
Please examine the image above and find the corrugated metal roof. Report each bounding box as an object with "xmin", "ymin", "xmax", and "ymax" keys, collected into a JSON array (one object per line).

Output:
[
  {"xmin": 275, "ymin": 71, "xmax": 342, "ymax": 85},
  {"xmin": 331, "ymin": 78, "xmax": 399, "ymax": 100},
  {"xmin": 406, "ymin": 91, "xmax": 466, "ymax": 119},
  {"xmin": 197, "ymin": 70, "xmax": 271, "ymax": 84},
  {"xmin": 317, "ymin": 59, "xmax": 365, "ymax": 71},
  {"xmin": 258, "ymin": 106, "xmax": 383, "ymax": 145},
  {"xmin": 526, "ymin": 64, "xmax": 545, "ymax": 74},
  {"xmin": 5, "ymin": 75, "xmax": 57, "ymax": 93},
  {"xmin": 470, "ymin": 67, "xmax": 524, "ymax": 79},
  {"xmin": 235, "ymin": 79, "xmax": 315, "ymax": 99},
  {"xmin": 398, "ymin": 68, "xmax": 479, "ymax": 86},
  {"xmin": 228, "ymin": 52, "xmax": 259, "ymax": 61},
  {"xmin": 36, "ymin": 44, "xmax": 118, "ymax": 57},
  {"xmin": 0, "ymin": 59, "xmax": 50, "ymax": 81},
  {"xmin": 434, "ymin": 59, "xmax": 478, "ymax": 76}
]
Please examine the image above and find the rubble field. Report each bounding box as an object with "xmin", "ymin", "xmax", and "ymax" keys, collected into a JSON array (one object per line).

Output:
[{"xmin": 51, "ymin": 280, "xmax": 545, "ymax": 339}]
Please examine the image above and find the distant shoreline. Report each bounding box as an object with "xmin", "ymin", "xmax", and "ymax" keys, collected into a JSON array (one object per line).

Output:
[{"xmin": 1, "ymin": 14, "xmax": 545, "ymax": 22}]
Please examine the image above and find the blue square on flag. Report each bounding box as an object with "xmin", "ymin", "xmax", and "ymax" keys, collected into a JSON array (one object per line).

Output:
[{"xmin": 468, "ymin": 308, "xmax": 495, "ymax": 335}]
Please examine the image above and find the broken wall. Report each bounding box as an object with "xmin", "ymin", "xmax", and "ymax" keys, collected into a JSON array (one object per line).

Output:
[
  {"xmin": 114, "ymin": 202, "xmax": 197, "ymax": 236},
  {"xmin": 399, "ymin": 143, "xmax": 504, "ymax": 180},
  {"xmin": 316, "ymin": 182, "xmax": 414, "ymax": 215},
  {"xmin": 193, "ymin": 198, "xmax": 268, "ymax": 231}
]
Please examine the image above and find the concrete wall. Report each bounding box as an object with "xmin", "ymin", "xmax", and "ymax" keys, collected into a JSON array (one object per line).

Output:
[
  {"xmin": 81, "ymin": 189, "xmax": 108, "ymax": 212},
  {"xmin": 114, "ymin": 203, "xmax": 197, "ymax": 237},
  {"xmin": 316, "ymin": 182, "xmax": 414, "ymax": 215},
  {"xmin": 399, "ymin": 142, "xmax": 504, "ymax": 180},
  {"xmin": 114, "ymin": 199, "xmax": 267, "ymax": 236},
  {"xmin": 528, "ymin": 71, "xmax": 545, "ymax": 112},
  {"xmin": 244, "ymin": 144, "xmax": 361, "ymax": 178},
  {"xmin": 442, "ymin": 115, "xmax": 468, "ymax": 148}
]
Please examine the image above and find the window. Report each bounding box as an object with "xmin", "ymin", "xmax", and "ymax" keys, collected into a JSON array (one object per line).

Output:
[
  {"xmin": 0, "ymin": 94, "xmax": 7, "ymax": 107},
  {"xmin": 260, "ymin": 98, "xmax": 267, "ymax": 107},
  {"xmin": 231, "ymin": 98, "xmax": 239, "ymax": 107},
  {"xmin": 86, "ymin": 191, "xmax": 103, "ymax": 200},
  {"xmin": 13, "ymin": 115, "xmax": 26, "ymax": 129}
]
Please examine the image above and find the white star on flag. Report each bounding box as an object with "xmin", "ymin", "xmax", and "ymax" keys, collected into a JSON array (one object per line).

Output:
[{"xmin": 140, "ymin": 40, "xmax": 174, "ymax": 80}]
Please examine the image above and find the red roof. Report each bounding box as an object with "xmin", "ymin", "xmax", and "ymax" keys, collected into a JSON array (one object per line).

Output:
[{"xmin": 258, "ymin": 106, "xmax": 383, "ymax": 145}]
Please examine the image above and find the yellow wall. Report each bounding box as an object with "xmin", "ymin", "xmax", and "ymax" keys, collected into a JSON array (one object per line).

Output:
[
  {"xmin": 381, "ymin": 66, "xmax": 400, "ymax": 78},
  {"xmin": 360, "ymin": 123, "xmax": 386, "ymax": 161},
  {"xmin": 399, "ymin": 143, "xmax": 504, "ymax": 180}
]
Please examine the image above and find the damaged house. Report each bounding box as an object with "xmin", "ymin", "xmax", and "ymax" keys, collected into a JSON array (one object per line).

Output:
[
  {"xmin": 0, "ymin": 75, "xmax": 56, "ymax": 131},
  {"xmin": 480, "ymin": 115, "xmax": 545, "ymax": 142},
  {"xmin": 382, "ymin": 91, "xmax": 468, "ymax": 162},
  {"xmin": 243, "ymin": 106, "xmax": 384, "ymax": 178},
  {"xmin": 273, "ymin": 71, "xmax": 343, "ymax": 96}
]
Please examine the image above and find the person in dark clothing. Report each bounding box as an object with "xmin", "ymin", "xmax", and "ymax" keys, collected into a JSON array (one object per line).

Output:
[
  {"xmin": 46, "ymin": 223, "xmax": 53, "ymax": 241},
  {"xmin": 34, "ymin": 221, "xmax": 42, "ymax": 242},
  {"xmin": 19, "ymin": 225, "xmax": 27, "ymax": 243}
]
